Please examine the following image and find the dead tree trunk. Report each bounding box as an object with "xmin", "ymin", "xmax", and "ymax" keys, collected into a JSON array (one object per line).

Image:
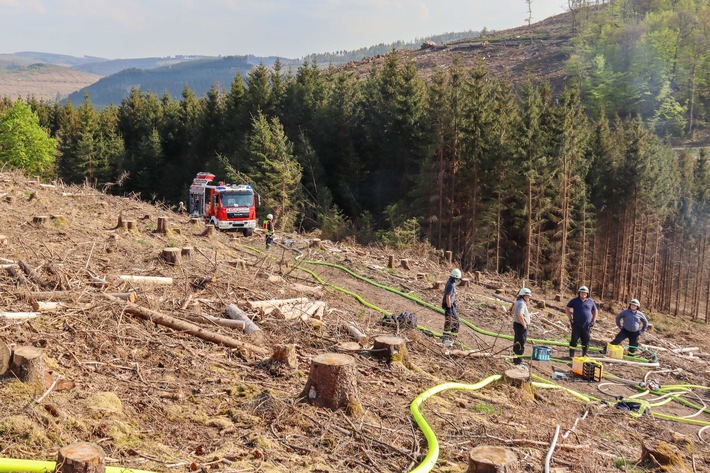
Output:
[
  {"xmin": 300, "ymin": 353, "xmax": 363, "ymax": 416},
  {"xmin": 467, "ymin": 445, "xmax": 519, "ymax": 473},
  {"xmin": 56, "ymin": 442, "xmax": 106, "ymax": 473},
  {"xmin": 225, "ymin": 304, "xmax": 262, "ymax": 339},
  {"xmin": 372, "ymin": 335, "xmax": 408, "ymax": 365}
]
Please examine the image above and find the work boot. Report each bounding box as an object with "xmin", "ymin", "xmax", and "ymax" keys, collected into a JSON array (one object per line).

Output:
[{"xmin": 569, "ymin": 348, "xmax": 575, "ymax": 359}]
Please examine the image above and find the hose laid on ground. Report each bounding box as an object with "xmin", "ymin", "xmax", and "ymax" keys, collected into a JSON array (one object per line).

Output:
[
  {"xmin": 0, "ymin": 458, "xmax": 157, "ymax": 473},
  {"xmin": 409, "ymin": 375, "xmax": 501, "ymax": 473}
]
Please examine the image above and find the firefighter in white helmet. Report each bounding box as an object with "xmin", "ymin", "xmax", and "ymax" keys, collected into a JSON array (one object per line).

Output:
[
  {"xmin": 263, "ymin": 214, "xmax": 274, "ymax": 249},
  {"xmin": 608, "ymin": 298, "xmax": 648, "ymax": 355},
  {"xmin": 441, "ymin": 268, "xmax": 462, "ymax": 346}
]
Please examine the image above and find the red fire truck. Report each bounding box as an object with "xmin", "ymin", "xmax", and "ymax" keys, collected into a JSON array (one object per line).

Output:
[{"xmin": 188, "ymin": 172, "xmax": 259, "ymax": 235}]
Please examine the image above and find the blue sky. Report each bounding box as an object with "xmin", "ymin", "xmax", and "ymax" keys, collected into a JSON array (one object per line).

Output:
[{"xmin": 1, "ymin": 0, "xmax": 567, "ymax": 59}]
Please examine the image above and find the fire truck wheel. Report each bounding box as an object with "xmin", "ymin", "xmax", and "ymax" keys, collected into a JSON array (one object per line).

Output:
[{"xmin": 243, "ymin": 228, "xmax": 254, "ymax": 237}]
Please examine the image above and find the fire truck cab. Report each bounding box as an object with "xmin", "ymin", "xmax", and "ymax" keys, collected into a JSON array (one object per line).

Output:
[{"xmin": 188, "ymin": 172, "xmax": 259, "ymax": 235}]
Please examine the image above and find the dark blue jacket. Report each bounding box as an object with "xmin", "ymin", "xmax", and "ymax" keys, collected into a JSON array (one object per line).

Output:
[{"xmin": 567, "ymin": 296, "xmax": 597, "ymax": 329}]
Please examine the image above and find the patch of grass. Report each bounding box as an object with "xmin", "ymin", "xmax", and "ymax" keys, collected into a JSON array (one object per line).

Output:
[
  {"xmin": 613, "ymin": 458, "xmax": 644, "ymax": 471},
  {"xmin": 471, "ymin": 402, "xmax": 498, "ymax": 415}
]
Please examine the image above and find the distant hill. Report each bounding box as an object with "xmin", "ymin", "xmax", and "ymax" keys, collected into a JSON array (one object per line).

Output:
[
  {"xmin": 73, "ymin": 56, "xmax": 209, "ymax": 77},
  {"xmin": 67, "ymin": 55, "xmax": 293, "ymax": 108},
  {"xmin": 7, "ymin": 51, "xmax": 107, "ymax": 68},
  {"xmin": 0, "ymin": 63, "xmax": 100, "ymax": 101}
]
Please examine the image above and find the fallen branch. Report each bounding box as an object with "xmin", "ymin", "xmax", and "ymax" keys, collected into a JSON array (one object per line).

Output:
[{"xmin": 102, "ymin": 295, "xmax": 267, "ymax": 356}]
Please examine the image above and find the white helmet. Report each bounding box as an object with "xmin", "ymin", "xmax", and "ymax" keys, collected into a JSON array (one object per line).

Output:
[
  {"xmin": 518, "ymin": 288, "xmax": 532, "ymax": 297},
  {"xmin": 450, "ymin": 268, "xmax": 462, "ymax": 279},
  {"xmin": 267, "ymin": 214, "xmax": 273, "ymax": 220}
]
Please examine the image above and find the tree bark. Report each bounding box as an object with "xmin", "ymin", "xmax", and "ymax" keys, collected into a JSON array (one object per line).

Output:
[
  {"xmin": 467, "ymin": 445, "xmax": 519, "ymax": 473},
  {"xmin": 225, "ymin": 304, "xmax": 262, "ymax": 338},
  {"xmin": 300, "ymin": 353, "xmax": 363, "ymax": 416}
]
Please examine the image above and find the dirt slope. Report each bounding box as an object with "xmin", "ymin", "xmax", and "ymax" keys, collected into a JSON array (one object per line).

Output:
[
  {"xmin": 0, "ymin": 64, "xmax": 100, "ymax": 101},
  {"xmin": 1, "ymin": 171, "xmax": 709, "ymax": 473}
]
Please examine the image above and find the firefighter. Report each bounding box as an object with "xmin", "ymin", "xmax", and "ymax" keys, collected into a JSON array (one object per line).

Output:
[
  {"xmin": 263, "ymin": 214, "xmax": 274, "ymax": 249},
  {"xmin": 565, "ymin": 285, "xmax": 598, "ymax": 358},
  {"xmin": 608, "ymin": 298, "xmax": 648, "ymax": 354},
  {"xmin": 441, "ymin": 268, "xmax": 461, "ymax": 346},
  {"xmin": 512, "ymin": 288, "xmax": 532, "ymax": 367}
]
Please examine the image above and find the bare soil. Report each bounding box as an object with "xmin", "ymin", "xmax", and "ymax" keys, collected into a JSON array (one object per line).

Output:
[{"xmin": 0, "ymin": 170, "xmax": 709, "ymax": 473}]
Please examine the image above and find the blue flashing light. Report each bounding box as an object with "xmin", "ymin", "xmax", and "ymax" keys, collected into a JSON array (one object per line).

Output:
[{"xmin": 216, "ymin": 186, "xmax": 226, "ymax": 191}]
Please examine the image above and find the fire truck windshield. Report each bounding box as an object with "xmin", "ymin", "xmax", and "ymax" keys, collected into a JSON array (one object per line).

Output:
[{"xmin": 221, "ymin": 192, "xmax": 253, "ymax": 207}]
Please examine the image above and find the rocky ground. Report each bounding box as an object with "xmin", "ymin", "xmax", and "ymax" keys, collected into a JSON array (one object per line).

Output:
[{"xmin": 1, "ymin": 170, "xmax": 709, "ymax": 473}]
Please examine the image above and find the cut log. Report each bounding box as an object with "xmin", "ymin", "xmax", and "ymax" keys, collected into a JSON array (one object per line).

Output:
[
  {"xmin": 180, "ymin": 314, "xmax": 246, "ymax": 330},
  {"xmin": 5, "ymin": 265, "xmax": 28, "ymax": 285},
  {"xmin": 157, "ymin": 216, "xmax": 169, "ymax": 234},
  {"xmin": 26, "ymin": 291, "xmax": 135, "ymax": 303},
  {"xmin": 0, "ymin": 340, "xmax": 10, "ymax": 376},
  {"xmin": 90, "ymin": 276, "xmax": 109, "ymax": 288},
  {"xmin": 117, "ymin": 275, "xmax": 173, "ymax": 285},
  {"xmin": 292, "ymin": 283, "xmax": 323, "ymax": 297},
  {"xmin": 102, "ymin": 295, "xmax": 268, "ymax": 356},
  {"xmin": 343, "ymin": 323, "xmax": 369, "ymax": 347},
  {"xmin": 387, "ymin": 255, "xmax": 395, "ymax": 269},
  {"xmin": 31, "ymin": 300, "xmax": 65, "ymax": 312},
  {"xmin": 300, "ymin": 353, "xmax": 363, "ymax": 415},
  {"xmin": 247, "ymin": 297, "xmax": 309, "ymax": 315},
  {"xmin": 269, "ymin": 344, "xmax": 298, "ymax": 370},
  {"xmin": 225, "ymin": 304, "xmax": 263, "ymax": 339},
  {"xmin": 445, "ymin": 250, "xmax": 453, "ymax": 263},
  {"xmin": 10, "ymin": 345, "xmax": 46, "ymax": 388},
  {"xmin": 0, "ymin": 312, "xmax": 41, "ymax": 320},
  {"xmin": 0, "ymin": 263, "xmax": 17, "ymax": 269},
  {"xmin": 33, "ymin": 215, "xmax": 49, "ymax": 226},
  {"xmin": 160, "ymin": 248, "xmax": 181, "ymax": 266},
  {"xmin": 181, "ymin": 247, "xmax": 193, "ymax": 259},
  {"xmin": 55, "ymin": 442, "xmax": 106, "ymax": 473},
  {"xmin": 400, "ymin": 259, "xmax": 412, "ymax": 270},
  {"xmin": 467, "ymin": 445, "xmax": 519, "ymax": 473},
  {"xmin": 372, "ymin": 335, "xmax": 408, "ymax": 364}
]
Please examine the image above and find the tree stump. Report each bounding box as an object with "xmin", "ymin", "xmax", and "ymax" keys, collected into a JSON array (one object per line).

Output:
[
  {"xmin": 641, "ymin": 440, "xmax": 686, "ymax": 470},
  {"xmin": 189, "ymin": 217, "xmax": 201, "ymax": 225},
  {"xmin": 300, "ymin": 353, "xmax": 363, "ymax": 415},
  {"xmin": 157, "ymin": 216, "xmax": 169, "ymax": 234},
  {"xmin": 495, "ymin": 288, "xmax": 506, "ymax": 295},
  {"xmin": 309, "ymin": 238, "xmax": 322, "ymax": 248},
  {"xmin": 4, "ymin": 196, "xmax": 15, "ymax": 204},
  {"xmin": 400, "ymin": 259, "xmax": 412, "ymax": 270},
  {"xmin": 115, "ymin": 214, "xmax": 126, "ymax": 230},
  {"xmin": 232, "ymin": 259, "xmax": 247, "ymax": 270},
  {"xmin": 474, "ymin": 271, "xmax": 482, "ymax": 283},
  {"xmin": 337, "ymin": 341, "xmax": 363, "ymax": 352},
  {"xmin": 10, "ymin": 345, "xmax": 46, "ymax": 388},
  {"xmin": 269, "ymin": 344, "xmax": 298, "ymax": 370},
  {"xmin": 202, "ymin": 225, "xmax": 216, "ymax": 237},
  {"xmin": 387, "ymin": 255, "xmax": 395, "ymax": 269},
  {"xmin": 51, "ymin": 215, "xmax": 68, "ymax": 225},
  {"xmin": 0, "ymin": 340, "xmax": 11, "ymax": 376},
  {"xmin": 56, "ymin": 442, "xmax": 106, "ymax": 473},
  {"xmin": 432, "ymin": 280, "xmax": 445, "ymax": 290},
  {"xmin": 554, "ymin": 294, "xmax": 563, "ymax": 302},
  {"xmin": 125, "ymin": 220, "xmax": 137, "ymax": 232},
  {"xmin": 161, "ymin": 248, "xmax": 181, "ymax": 265},
  {"xmin": 32, "ymin": 215, "xmax": 49, "ymax": 226},
  {"xmin": 536, "ymin": 300, "xmax": 546, "ymax": 309},
  {"xmin": 460, "ymin": 278, "xmax": 470, "ymax": 287},
  {"xmin": 181, "ymin": 247, "xmax": 193, "ymax": 259},
  {"xmin": 445, "ymin": 250, "xmax": 453, "ymax": 263},
  {"xmin": 416, "ymin": 272, "xmax": 427, "ymax": 280},
  {"xmin": 0, "ymin": 234, "xmax": 7, "ymax": 246},
  {"xmin": 467, "ymin": 445, "xmax": 519, "ymax": 473},
  {"xmin": 503, "ymin": 367, "xmax": 530, "ymax": 387},
  {"xmin": 372, "ymin": 335, "xmax": 408, "ymax": 364}
]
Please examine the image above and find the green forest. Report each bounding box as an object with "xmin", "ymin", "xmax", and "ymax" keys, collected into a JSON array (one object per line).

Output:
[{"xmin": 0, "ymin": 0, "xmax": 708, "ymax": 321}]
